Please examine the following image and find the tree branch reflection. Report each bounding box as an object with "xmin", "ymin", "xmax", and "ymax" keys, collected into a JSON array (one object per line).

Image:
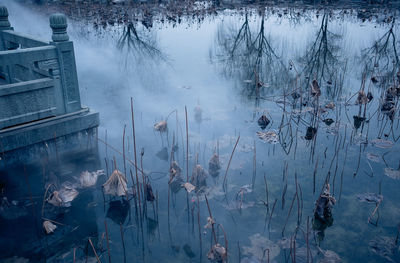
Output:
[
  {"xmin": 210, "ymin": 12, "xmax": 289, "ymax": 99},
  {"xmin": 117, "ymin": 22, "xmax": 168, "ymax": 66},
  {"xmin": 362, "ymin": 20, "xmax": 399, "ymax": 83},
  {"xmin": 299, "ymin": 13, "xmax": 344, "ymax": 100}
]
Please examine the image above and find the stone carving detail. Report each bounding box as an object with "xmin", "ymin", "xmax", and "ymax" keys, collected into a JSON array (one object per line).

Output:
[
  {"xmin": 37, "ymin": 59, "xmax": 60, "ymax": 76},
  {"xmin": 0, "ymin": 6, "xmax": 11, "ymax": 30},
  {"xmin": 49, "ymin": 13, "xmax": 69, "ymax": 42},
  {"xmin": 62, "ymin": 51, "xmax": 78, "ymax": 102}
]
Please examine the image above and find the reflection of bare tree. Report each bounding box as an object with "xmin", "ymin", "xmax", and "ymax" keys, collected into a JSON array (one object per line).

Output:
[
  {"xmin": 210, "ymin": 12, "xmax": 290, "ymax": 99},
  {"xmin": 117, "ymin": 22, "xmax": 167, "ymax": 65},
  {"xmin": 362, "ymin": 20, "xmax": 399, "ymax": 83},
  {"xmin": 361, "ymin": 20, "xmax": 400, "ymax": 129},
  {"xmin": 299, "ymin": 13, "xmax": 344, "ymax": 100}
]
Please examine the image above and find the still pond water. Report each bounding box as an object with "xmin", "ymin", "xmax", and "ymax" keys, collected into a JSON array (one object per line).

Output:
[{"xmin": 1, "ymin": 1, "xmax": 400, "ymax": 262}]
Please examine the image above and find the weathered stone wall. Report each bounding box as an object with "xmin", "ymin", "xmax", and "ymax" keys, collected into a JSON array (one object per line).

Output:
[{"xmin": 0, "ymin": 6, "xmax": 100, "ymax": 163}]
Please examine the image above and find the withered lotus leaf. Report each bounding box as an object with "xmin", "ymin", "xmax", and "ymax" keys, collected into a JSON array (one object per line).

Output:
[
  {"xmin": 207, "ymin": 244, "xmax": 227, "ymax": 262},
  {"xmin": 43, "ymin": 220, "xmax": 57, "ymax": 234},
  {"xmin": 182, "ymin": 182, "xmax": 195, "ymax": 193},
  {"xmin": 80, "ymin": 170, "xmax": 105, "ymax": 188},
  {"xmin": 103, "ymin": 170, "xmax": 128, "ymax": 196},
  {"xmin": 154, "ymin": 121, "xmax": 167, "ymax": 132}
]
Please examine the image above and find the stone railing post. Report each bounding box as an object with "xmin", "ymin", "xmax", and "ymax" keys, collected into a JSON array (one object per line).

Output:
[
  {"xmin": 0, "ymin": 6, "xmax": 13, "ymax": 51},
  {"xmin": 50, "ymin": 13, "xmax": 82, "ymax": 113},
  {"xmin": 0, "ymin": 6, "xmax": 11, "ymax": 31},
  {"xmin": 0, "ymin": 5, "xmax": 17, "ymax": 83}
]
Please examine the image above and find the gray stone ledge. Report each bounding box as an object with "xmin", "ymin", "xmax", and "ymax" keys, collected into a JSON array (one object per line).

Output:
[{"xmin": 0, "ymin": 109, "xmax": 99, "ymax": 154}]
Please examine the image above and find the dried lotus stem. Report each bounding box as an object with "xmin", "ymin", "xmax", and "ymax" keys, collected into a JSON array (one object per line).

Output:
[
  {"xmin": 205, "ymin": 195, "xmax": 217, "ymax": 245},
  {"xmin": 88, "ymin": 237, "xmax": 101, "ymax": 263},
  {"xmin": 223, "ymin": 135, "xmax": 240, "ymax": 191}
]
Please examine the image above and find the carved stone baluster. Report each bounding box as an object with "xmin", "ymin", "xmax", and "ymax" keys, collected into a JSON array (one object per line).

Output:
[
  {"xmin": 50, "ymin": 13, "xmax": 69, "ymax": 42},
  {"xmin": 50, "ymin": 13, "xmax": 82, "ymax": 114},
  {"xmin": 0, "ymin": 6, "xmax": 11, "ymax": 31},
  {"xmin": 0, "ymin": 6, "xmax": 15, "ymax": 82}
]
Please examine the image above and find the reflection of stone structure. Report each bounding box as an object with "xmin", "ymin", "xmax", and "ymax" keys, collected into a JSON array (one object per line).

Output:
[
  {"xmin": 0, "ymin": 6, "xmax": 99, "ymax": 162},
  {"xmin": 0, "ymin": 148, "xmax": 101, "ymax": 260}
]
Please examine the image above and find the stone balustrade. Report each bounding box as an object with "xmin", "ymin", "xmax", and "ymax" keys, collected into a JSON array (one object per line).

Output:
[{"xmin": 0, "ymin": 6, "xmax": 99, "ymax": 161}]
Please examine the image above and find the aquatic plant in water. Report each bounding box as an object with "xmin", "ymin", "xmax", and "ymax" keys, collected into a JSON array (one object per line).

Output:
[
  {"xmin": 169, "ymin": 161, "xmax": 184, "ymax": 193},
  {"xmin": 190, "ymin": 164, "xmax": 208, "ymax": 192},
  {"xmin": 103, "ymin": 169, "xmax": 128, "ymax": 196},
  {"xmin": 79, "ymin": 170, "xmax": 105, "ymax": 188},
  {"xmin": 356, "ymin": 193, "xmax": 383, "ymax": 203},
  {"xmin": 154, "ymin": 120, "xmax": 167, "ymax": 132},
  {"xmin": 369, "ymin": 236, "xmax": 397, "ymax": 262},
  {"xmin": 256, "ymin": 130, "xmax": 279, "ymax": 144},
  {"xmin": 242, "ymin": 233, "xmax": 280, "ymax": 261},
  {"xmin": 43, "ymin": 220, "xmax": 57, "ymax": 234},
  {"xmin": 384, "ymin": 167, "xmax": 400, "ymax": 180},
  {"xmin": 209, "ymin": 153, "xmax": 221, "ymax": 178}
]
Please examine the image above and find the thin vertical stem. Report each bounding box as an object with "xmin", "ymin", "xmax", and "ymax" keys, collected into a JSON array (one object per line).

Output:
[
  {"xmin": 313, "ymin": 157, "xmax": 319, "ymax": 194},
  {"xmin": 123, "ymin": 124, "xmax": 127, "ymax": 178},
  {"xmin": 88, "ymin": 238, "xmax": 101, "ymax": 263},
  {"xmin": 197, "ymin": 195, "xmax": 202, "ymax": 261},
  {"xmin": 185, "ymin": 106, "xmax": 189, "ymax": 182},
  {"xmin": 205, "ymin": 195, "xmax": 217, "ymax": 244},
  {"xmin": 282, "ymin": 192, "xmax": 297, "ymax": 236},
  {"xmin": 264, "ymin": 173, "xmax": 269, "ymax": 214},
  {"xmin": 223, "ymin": 135, "xmax": 240, "ymax": 190},
  {"xmin": 268, "ymin": 198, "xmax": 278, "ymax": 231},
  {"xmin": 252, "ymin": 140, "xmax": 256, "ymax": 189},
  {"xmin": 131, "ymin": 98, "xmax": 142, "ymax": 216},
  {"xmin": 104, "ymin": 220, "xmax": 111, "ymax": 263},
  {"xmin": 120, "ymin": 223, "xmax": 126, "ymax": 263}
]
